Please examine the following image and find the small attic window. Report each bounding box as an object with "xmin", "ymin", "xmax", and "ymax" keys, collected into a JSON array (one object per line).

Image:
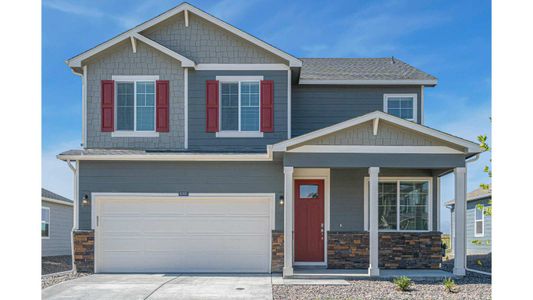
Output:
[{"xmin": 383, "ymin": 94, "xmax": 417, "ymax": 122}]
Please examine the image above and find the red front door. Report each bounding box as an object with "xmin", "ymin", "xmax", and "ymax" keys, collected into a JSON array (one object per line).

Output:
[{"xmin": 294, "ymin": 179, "xmax": 325, "ymax": 262}]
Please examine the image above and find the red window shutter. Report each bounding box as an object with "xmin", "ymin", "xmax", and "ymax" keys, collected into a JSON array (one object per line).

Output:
[
  {"xmin": 101, "ymin": 80, "xmax": 114, "ymax": 132},
  {"xmin": 156, "ymin": 80, "xmax": 170, "ymax": 132},
  {"xmin": 206, "ymin": 80, "xmax": 219, "ymax": 132},
  {"xmin": 260, "ymin": 80, "xmax": 274, "ymax": 132}
]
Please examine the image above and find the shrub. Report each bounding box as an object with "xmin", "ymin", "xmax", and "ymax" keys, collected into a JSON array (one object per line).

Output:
[
  {"xmin": 393, "ymin": 276, "xmax": 412, "ymax": 291},
  {"xmin": 443, "ymin": 277, "xmax": 457, "ymax": 293}
]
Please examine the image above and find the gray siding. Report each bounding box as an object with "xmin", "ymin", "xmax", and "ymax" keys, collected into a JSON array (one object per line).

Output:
[
  {"xmin": 450, "ymin": 198, "xmax": 492, "ymax": 255},
  {"xmin": 42, "ymin": 201, "xmax": 73, "ymax": 257},
  {"xmin": 330, "ymin": 168, "xmax": 438, "ymax": 231},
  {"xmin": 85, "ymin": 40, "xmax": 185, "ymax": 150},
  {"xmin": 78, "ymin": 161, "xmax": 284, "ymax": 230},
  {"xmin": 291, "ymin": 85, "xmax": 422, "ymax": 137},
  {"xmin": 142, "ymin": 12, "xmax": 287, "ymax": 64},
  {"xmin": 188, "ymin": 70, "xmax": 288, "ymax": 151}
]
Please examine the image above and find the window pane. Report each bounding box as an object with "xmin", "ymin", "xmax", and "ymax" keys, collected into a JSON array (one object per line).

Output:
[
  {"xmin": 240, "ymin": 82, "xmax": 260, "ymax": 131},
  {"xmin": 388, "ymin": 108, "xmax": 401, "ymax": 118},
  {"xmin": 41, "ymin": 223, "xmax": 49, "ymax": 237},
  {"xmin": 399, "ymin": 181, "xmax": 429, "ymax": 230},
  {"xmin": 117, "ymin": 82, "xmax": 134, "ymax": 130},
  {"xmin": 135, "ymin": 82, "xmax": 155, "ymax": 131},
  {"xmin": 378, "ymin": 182, "xmax": 397, "ymax": 230},
  {"xmin": 476, "ymin": 221, "xmax": 483, "ymax": 234},
  {"xmin": 221, "ymin": 83, "xmax": 239, "ymax": 130},
  {"xmin": 476, "ymin": 206, "xmax": 484, "ymax": 220},
  {"xmin": 299, "ymin": 184, "xmax": 319, "ymax": 199},
  {"xmin": 388, "ymin": 99, "xmax": 400, "ymax": 109},
  {"xmin": 41, "ymin": 208, "xmax": 50, "ymax": 222}
]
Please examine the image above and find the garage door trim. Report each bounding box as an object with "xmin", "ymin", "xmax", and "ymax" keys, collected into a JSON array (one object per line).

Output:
[{"xmin": 91, "ymin": 192, "xmax": 276, "ymax": 273}]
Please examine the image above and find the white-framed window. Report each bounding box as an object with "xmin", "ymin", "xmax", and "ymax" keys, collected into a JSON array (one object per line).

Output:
[
  {"xmin": 365, "ymin": 177, "xmax": 432, "ymax": 232},
  {"xmin": 216, "ymin": 76, "xmax": 263, "ymax": 138},
  {"xmin": 42, "ymin": 207, "xmax": 50, "ymax": 238},
  {"xmin": 111, "ymin": 75, "xmax": 159, "ymax": 137},
  {"xmin": 384, "ymin": 94, "xmax": 418, "ymax": 122},
  {"xmin": 474, "ymin": 204, "xmax": 484, "ymax": 237}
]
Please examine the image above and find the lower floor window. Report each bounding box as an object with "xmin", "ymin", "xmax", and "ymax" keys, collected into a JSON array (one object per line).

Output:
[
  {"xmin": 378, "ymin": 179, "xmax": 430, "ymax": 231},
  {"xmin": 42, "ymin": 207, "xmax": 50, "ymax": 238}
]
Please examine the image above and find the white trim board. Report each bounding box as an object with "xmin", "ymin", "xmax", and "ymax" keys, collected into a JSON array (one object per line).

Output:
[
  {"xmin": 298, "ymin": 79, "xmax": 438, "ymax": 86},
  {"xmin": 66, "ymin": 3, "xmax": 301, "ymax": 68},
  {"xmin": 57, "ymin": 152, "xmax": 273, "ymax": 161},
  {"xmin": 42, "ymin": 197, "xmax": 74, "ymax": 207},
  {"xmin": 196, "ymin": 64, "xmax": 289, "ymax": 70},
  {"xmin": 272, "ymin": 111, "xmax": 480, "ymax": 153},
  {"xmin": 287, "ymin": 145, "xmax": 463, "ymax": 154}
]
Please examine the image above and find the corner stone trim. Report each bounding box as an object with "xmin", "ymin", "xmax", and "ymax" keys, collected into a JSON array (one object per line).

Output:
[
  {"xmin": 272, "ymin": 231, "xmax": 284, "ymax": 273},
  {"xmin": 73, "ymin": 230, "xmax": 94, "ymax": 273},
  {"xmin": 328, "ymin": 231, "xmax": 442, "ymax": 269}
]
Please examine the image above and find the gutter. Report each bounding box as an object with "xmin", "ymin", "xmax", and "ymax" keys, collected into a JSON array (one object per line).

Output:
[{"xmin": 65, "ymin": 160, "xmax": 78, "ymax": 273}]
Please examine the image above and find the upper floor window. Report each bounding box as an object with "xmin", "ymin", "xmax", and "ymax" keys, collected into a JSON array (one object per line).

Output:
[
  {"xmin": 384, "ymin": 94, "xmax": 417, "ymax": 122},
  {"xmin": 475, "ymin": 204, "xmax": 484, "ymax": 237},
  {"xmin": 217, "ymin": 76, "xmax": 262, "ymax": 137},
  {"xmin": 42, "ymin": 207, "xmax": 50, "ymax": 238}
]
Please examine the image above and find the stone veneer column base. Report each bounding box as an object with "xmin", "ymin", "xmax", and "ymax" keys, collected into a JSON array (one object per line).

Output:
[
  {"xmin": 271, "ymin": 231, "xmax": 284, "ymax": 273},
  {"xmin": 73, "ymin": 230, "xmax": 95, "ymax": 273},
  {"xmin": 327, "ymin": 231, "xmax": 442, "ymax": 269}
]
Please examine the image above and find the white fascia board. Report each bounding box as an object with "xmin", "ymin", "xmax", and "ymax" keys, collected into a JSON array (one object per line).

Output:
[
  {"xmin": 287, "ymin": 145, "xmax": 464, "ymax": 154},
  {"xmin": 298, "ymin": 79, "xmax": 438, "ymax": 86},
  {"xmin": 272, "ymin": 111, "xmax": 480, "ymax": 153},
  {"xmin": 132, "ymin": 33, "xmax": 195, "ymax": 67},
  {"xmin": 195, "ymin": 64, "xmax": 289, "ymax": 70},
  {"xmin": 42, "ymin": 197, "xmax": 74, "ymax": 207},
  {"xmin": 57, "ymin": 152, "xmax": 273, "ymax": 162},
  {"xmin": 66, "ymin": 3, "xmax": 301, "ymax": 68}
]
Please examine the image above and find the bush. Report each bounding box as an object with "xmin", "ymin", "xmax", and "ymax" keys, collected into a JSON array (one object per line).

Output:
[
  {"xmin": 393, "ymin": 276, "xmax": 412, "ymax": 291},
  {"xmin": 443, "ymin": 277, "xmax": 457, "ymax": 293}
]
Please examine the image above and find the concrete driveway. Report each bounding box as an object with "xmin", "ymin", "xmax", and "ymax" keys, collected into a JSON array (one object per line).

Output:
[{"xmin": 42, "ymin": 274, "xmax": 273, "ymax": 300}]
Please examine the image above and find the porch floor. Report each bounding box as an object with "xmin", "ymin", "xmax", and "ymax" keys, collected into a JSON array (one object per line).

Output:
[{"xmin": 288, "ymin": 268, "xmax": 455, "ymax": 280}]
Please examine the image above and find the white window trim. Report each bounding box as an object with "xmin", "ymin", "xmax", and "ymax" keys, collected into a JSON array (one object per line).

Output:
[
  {"xmin": 474, "ymin": 204, "xmax": 485, "ymax": 237},
  {"xmin": 383, "ymin": 93, "xmax": 418, "ymax": 122},
  {"xmin": 216, "ymin": 76, "xmax": 264, "ymax": 137},
  {"xmin": 364, "ymin": 177, "xmax": 432, "ymax": 232},
  {"xmin": 42, "ymin": 207, "xmax": 50, "ymax": 239},
  {"xmin": 112, "ymin": 75, "xmax": 160, "ymax": 136}
]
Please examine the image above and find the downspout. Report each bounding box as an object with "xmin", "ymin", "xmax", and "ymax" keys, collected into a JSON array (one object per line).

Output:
[{"xmin": 66, "ymin": 160, "xmax": 78, "ymax": 273}]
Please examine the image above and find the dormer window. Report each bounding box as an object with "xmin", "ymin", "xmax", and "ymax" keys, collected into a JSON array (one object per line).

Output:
[{"xmin": 384, "ymin": 94, "xmax": 418, "ymax": 122}]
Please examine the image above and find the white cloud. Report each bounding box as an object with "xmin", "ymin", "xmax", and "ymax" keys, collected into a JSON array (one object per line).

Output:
[{"xmin": 41, "ymin": 140, "xmax": 80, "ymax": 200}]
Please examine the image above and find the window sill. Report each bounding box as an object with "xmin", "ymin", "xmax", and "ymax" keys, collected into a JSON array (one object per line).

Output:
[
  {"xmin": 42, "ymin": 237, "xmax": 50, "ymax": 240},
  {"xmin": 215, "ymin": 131, "xmax": 264, "ymax": 138},
  {"xmin": 111, "ymin": 131, "xmax": 159, "ymax": 138}
]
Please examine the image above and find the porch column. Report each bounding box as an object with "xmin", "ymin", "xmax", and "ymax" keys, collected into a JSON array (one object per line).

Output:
[
  {"xmin": 368, "ymin": 167, "xmax": 380, "ymax": 276},
  {"xmin": 283, "ymin": 166, "xmax": 294, "ymax": 277},
  {"xmin": 453, "ymin": 167, "xmax": 467, "ymax": 276}
]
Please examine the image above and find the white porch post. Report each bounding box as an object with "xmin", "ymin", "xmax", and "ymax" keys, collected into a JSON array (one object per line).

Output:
[
  {"xmin": 368, "ymin": 167, "xmax": 380, "ymax": 276},
  {"xmin": 283, "ymin": 166, "xmax": 294, "ymax": 277},
  {"xmin": 453, "ymin": 167, "xmax": 467, "ymax": 276}
]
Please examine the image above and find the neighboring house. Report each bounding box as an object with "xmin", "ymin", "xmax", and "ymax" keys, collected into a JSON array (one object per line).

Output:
[
  {"xmin": 447, "ymin": 187, "xmax": 492, "ymax": 255},
  {"xmin": 58, "ymin": 2, "xmax": 480, "ymax": 276},
  {"xmin": 42, "ymin": 188, "xmax": 73, "ymax": 257}
]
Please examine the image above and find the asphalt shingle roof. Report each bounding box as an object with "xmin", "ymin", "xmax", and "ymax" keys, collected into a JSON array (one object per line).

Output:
[
  {"xmin": 299, "ymin": 58, "xmax": 437, "ymax": 82},
  {"xmin": 445, "ymin": 185, "xmax": 491, "ymax": 206},
  {"xmin": 42, "ymin": 188, "xmax": 73, "ymax": 204}
]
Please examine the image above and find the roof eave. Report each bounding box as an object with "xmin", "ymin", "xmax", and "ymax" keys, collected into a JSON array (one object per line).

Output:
[{"xmin": 298, "ymin": 79, "xmax": 438, "ymax": 86}]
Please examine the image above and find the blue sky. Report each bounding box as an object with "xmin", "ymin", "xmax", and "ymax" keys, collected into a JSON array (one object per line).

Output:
[{"xmin": 42, "ymin": 0, "xmax": 491, "ymax": 233}]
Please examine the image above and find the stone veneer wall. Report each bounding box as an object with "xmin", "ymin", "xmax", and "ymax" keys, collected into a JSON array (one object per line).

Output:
[
  {"xmin": 328, "ymin": 231, "xmax": 442, "ymax": 269},
  {"xmin": 272, "ymin": 231, "xmax": 284, "ymax": 273},
  {"xmin": 73, "ymin": 230, "xmax": 94, "ymax": 273}
]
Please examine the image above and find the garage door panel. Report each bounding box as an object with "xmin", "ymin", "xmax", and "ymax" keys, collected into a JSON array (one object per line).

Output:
[{"xmin": 96, "ymin": 195, "xmax": 272, "ymax": 273}]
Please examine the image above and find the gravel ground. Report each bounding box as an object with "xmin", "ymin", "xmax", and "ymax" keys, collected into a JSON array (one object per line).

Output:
[
  {"xmin": 442, "ymin": 255, "xmax": 492, "ymax": 274},
  {"xmin": 273, "ymin": 274, "xmax": 491, "ymax": 300},
  {"xmin": 41, "ymin": 271, "xmax": 90, "ymax": 289},
  {"xmin": 42, "ymin": 255, "xmax": 72, "ymax": 275}
]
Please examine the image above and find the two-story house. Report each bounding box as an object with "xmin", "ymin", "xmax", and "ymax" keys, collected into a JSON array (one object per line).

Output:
[{"xmin": 58, "ymin": 2, "xmax": 479, "ymax": 277}]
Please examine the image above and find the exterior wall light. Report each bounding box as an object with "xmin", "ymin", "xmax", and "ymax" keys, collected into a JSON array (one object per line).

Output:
[
  {"xmin": 82, "ymin": 194, "xmax": 90, "ymax": 207},
  {"xmin": 279, "ymin": 195, "xmax": 284, "ymax": 205}
]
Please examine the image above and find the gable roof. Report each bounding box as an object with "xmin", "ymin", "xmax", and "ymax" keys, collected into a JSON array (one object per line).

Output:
[
  {"xmin": 299, "ymin": 58, "xmax": 437, "ymax": 86},
  {"xmin": 42, "ymin": 188, "xmax": 73, "ymax": 205},
  {"xmin": 66, "ymin": 2, "xmax": 302, "ymax": 68},
  {"xmin": 272, "ymin": 111, "xmax": 480, "ymax": 153},
  {"xmin": 445, "ymin": 186, "xmax": 492, "ymax": 206}
]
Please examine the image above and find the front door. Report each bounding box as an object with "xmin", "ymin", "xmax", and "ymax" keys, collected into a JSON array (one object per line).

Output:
[{"xmin": 294, "ymin": 179, "xmax": 325, "ymax": 262}]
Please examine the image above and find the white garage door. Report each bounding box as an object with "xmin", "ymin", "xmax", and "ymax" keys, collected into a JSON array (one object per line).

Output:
[{"xmin": 94, "ymin": 194, "xmax": 273, "ymax": 273}]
